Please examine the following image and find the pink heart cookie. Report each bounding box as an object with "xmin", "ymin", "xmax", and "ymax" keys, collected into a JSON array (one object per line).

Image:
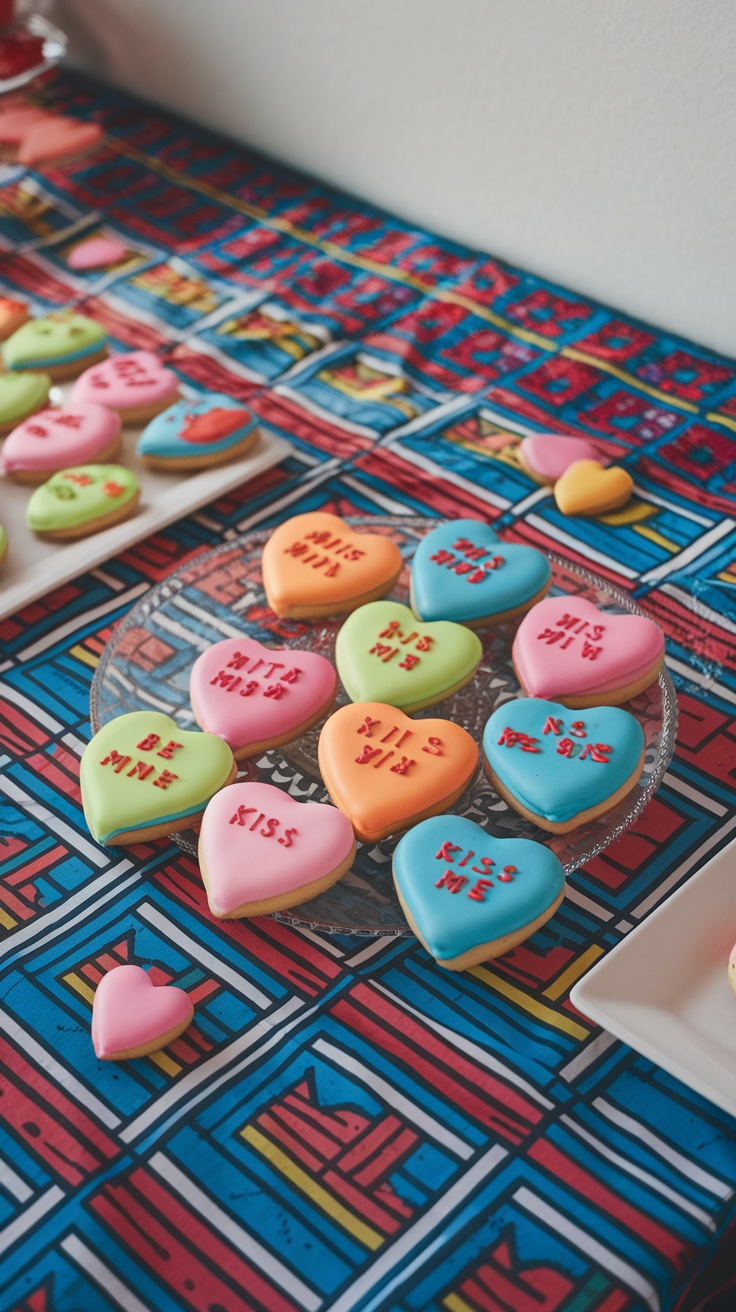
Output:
[
  {"xmin": 91, "ymin": 964, "xmax": 194, "ymax": 1060},
  {"xmin": 70, "ymin": 350, "xmax": 179, "ymax": 421},
  {"xmin": 190, "ymin": 636, "xmax": 337, "ymax": 758},
  {"xmin": 0, "ymin": 105, "xmax": 52, "ymax": 144},
  {"xmin": 17, "ymin": 118, "xmax": 103, "ymax": 167},
  {"xmin": 519, "ymin": 434, "xmax": 601, "ymax": 485},
  {"xmin": 198, "ymin": 781, "xmax": 356, "ymax": 918},
  {"xmin": 512, "ymin": 596, "xmax": 665, "ymax": 708},
  {"xmin": 68, "ymin": 236, "xmax": 127, "ymax": 271},
  {"xmin": 0, "ymin": 401, "xmax": 121, "ymax": 481}
]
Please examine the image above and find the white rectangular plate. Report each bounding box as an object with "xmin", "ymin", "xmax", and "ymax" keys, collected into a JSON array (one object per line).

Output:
[
  {"xmin": 0, "ymin": 388, "xmax": 292, "ymax": 622},
  {"xmin": 571, "ymin": 841, "xmax": 736, "ymax": 1119}
]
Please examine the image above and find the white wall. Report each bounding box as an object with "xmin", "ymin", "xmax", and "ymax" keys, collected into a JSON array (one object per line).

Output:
[{"xmin": 53, "ymin": 0, "xmax": 736, "ymax": 358}]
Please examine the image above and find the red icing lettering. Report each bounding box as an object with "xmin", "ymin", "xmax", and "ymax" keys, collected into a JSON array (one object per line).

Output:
[
  {"xmin": 136, "ymin": 733, "xmax": 160, "ymax": 752},
  {"xmin": 543, "ymin": 716, "xmax": 563, "ymax": 736},
  {"xmin": 468, "ymin": 877, "xmax": 494, "ymax": 901},
  {"xmin": 497, "ymin": 866, "xmax": 516, "ymax": 882},
  {"xmin": 496, "ymin": 727, "xmax": 541, "ymax": 753},
  {"xmin": 277, "ymin": 827, "xmax": 297, "ymax": 848},
  {"xmin": 157, "ymin": 740, "xmax": 182, "ymax": 759},
  {"xmin": 399, "ymin": 653, "xmax": 420, "ymax": 671},
  {"xmin": 422, "ymin": 736, "xmax": 444, "ymax": 755},
  {"xmin": 435, "ymin": 870, "xmax": 469, "ymax": 894},
  {"xmin": 389, "ymin": 756, "xmax": 415, "ymax": 775},
  {"xmin": 126, "ymin": 761, "xmax": 154, "ymax": 781},
  {"xmin": 435, "ymin": 842, "xmax": 462, "ymax": 862},
  {"xmin": 100, "ymin": 750, "xmax": 131, "ymax": 773},
  {"xmin": 152, "ymin": 769, "xmax": 178, "ymax": 789},
  {"xmin": 358, "ymin": 715, "xmax": 380, "ymax": 738}
]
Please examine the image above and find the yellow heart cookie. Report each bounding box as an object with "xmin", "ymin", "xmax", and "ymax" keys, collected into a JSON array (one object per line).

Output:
[{"xmin": 554, "ymin": 460, "xmax": 633, "ymax": 517}]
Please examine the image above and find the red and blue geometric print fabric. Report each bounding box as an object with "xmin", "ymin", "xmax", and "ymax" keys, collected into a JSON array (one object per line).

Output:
[{"xmin": 0, "ymin": 71, "xmax": 735, "ymax": 1312}]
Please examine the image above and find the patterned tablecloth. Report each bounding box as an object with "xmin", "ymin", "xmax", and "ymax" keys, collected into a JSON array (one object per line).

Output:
[{"xmin": 0, "ymin": 71, "xmax": 735, "ymax": 1312}]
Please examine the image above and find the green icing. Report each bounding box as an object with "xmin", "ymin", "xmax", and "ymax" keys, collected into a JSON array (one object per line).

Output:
[
  {"xmin": 80, "ymin": 711, "xmax": 235, "ymax": 844},
  {"xmin": 3, "ymin": 313, "xmax": 107, "ymax": 370},
  {"xmin": 0, "ymin": 524, "xmax": 6, "ymax": 560},
  {"xmin": 27, "ymin": 465, "xmax": 139, "ymax": 532},
  {"xmin": 0, "ymin": 370, "xmax": 50, "ymax": 423}
]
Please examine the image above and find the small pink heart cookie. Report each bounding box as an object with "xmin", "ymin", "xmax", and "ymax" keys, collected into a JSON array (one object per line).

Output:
[
  {"xmin": 91, "ymin": 964, "xmax": 194, "ymax": 1061},
  {"xmin": 68, "ymin": 235, "xmax": 127, "ymax": 271},
  {"xmin": 519, "ymin": 433, "xmax": 601, "ymax": 485},
  {"xmin": 198, "ymin": 781, "xmax": 356, "ymax": 918},
  {"xmin": 17, "ymin": 117, "xmax": 103, "ymax": 167},
  {"xmin": 512, "ymin": 596, "xmax": 665, "ymax": 708},
  {"xmin": 190, "ymin": 636, "xmax": 337, "ymax": 759},
  {"xmin": 0, "ymin": 401, "xmax": 121, "ymax": 483},
  {"xmin": 70, "ymin": 350, "xmax": 180, "ymax": 424}
]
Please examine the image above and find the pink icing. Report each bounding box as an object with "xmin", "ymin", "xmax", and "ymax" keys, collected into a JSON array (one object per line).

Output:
[
  {"xmin": 70, "ymin": 351, "xmax": 178, "ymax": 411},
  {"xmin": 68, "ymin": 236, "xmax": 127, "ymax": 271},
  {"xmin": 17, "ymin": 118, "xmax": 103, "ymax": 167},
  {"xmin": 199, "ymin": 781, "xmax": 355, "ymax": 915},
  {"xmin": 521, "ymin": 434, "xmax": 600, "ymax": 482},
  {"xmin": 190, "ymin": 636, "xmax": 337, "ymax": 752},
  {"xmin": 0, "ymin": 105, "xmax": 52, "ymax": 143},
  {"xmin": 0, "ymin": 401, "xmax": 121, "ymax": 473},
  {"xmin": 91, "ymin": 964, "xmax": 192, "ymax": 1059},
  {"xmin": 513, "ymin": 596, "xmax": 665, "ymax": 697}
]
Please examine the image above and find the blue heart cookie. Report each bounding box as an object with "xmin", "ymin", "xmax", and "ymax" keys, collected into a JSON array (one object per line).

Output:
[
  {"xmin": 483, "ymin": 698, "xmax": 645, "ymax": 833},
  {"xmin": 137, "ymin": 392, "xmax": 258, "ymax": 466},
  {"xmin": 393, "ymin": 815, "xmax": 565, "ymax": 969},
  {"xmin": 411, "ymin": 518, "xmax": 551, "ymax": 626}
]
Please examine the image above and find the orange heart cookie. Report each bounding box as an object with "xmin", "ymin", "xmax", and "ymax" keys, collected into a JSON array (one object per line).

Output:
[
  {"xmin": 262, "ymin": 512, "xmax": 403, "ymax": 618},
  {"xmin": 554, "ymin": 460, "xmax": 633, "ymax": 517},
  {"xmin": 318, "ymin": 701, "xmax": 479, "ymax": 844}
]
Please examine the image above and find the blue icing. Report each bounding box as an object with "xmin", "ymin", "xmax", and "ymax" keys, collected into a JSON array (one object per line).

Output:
[
  {"xmin": 137, "ymin": 393, "xmax": 256, "ymax": 458},
  {"xmin": 483, "ymin": 698, "xmax": 645, "ymax": 824},
  {"xmin": 393, "ymin": 815, "xmax": 564, "ymax": 962},
  {"xmin": 411, "ymin": 518, "xmax": 550, "ymax": 623}
]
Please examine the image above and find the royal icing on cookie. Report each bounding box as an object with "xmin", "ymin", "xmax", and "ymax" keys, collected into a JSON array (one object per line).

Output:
[
  {"xmin": 26, "ymin": 465, "xmax": 139, "ymax": 535},
  {"xmin": 318, "ymin": 702, "xmax": 479, "ymax": 843},
  {"xmin": 335, "ymin": 600, "xmax": 482, "ymax": 712},
  {"xmin": 0, "ymin": 370, "xmax": 50, "ymax": 426},
  {"xmin": 513, "ymin": 597, "xmax": 665, "ymax": 701},
  {"xmin": 92, "ymin": 965, "xmax": 194, "ymax": 1060},
  {"xmin": 17, "ymin": 117, "xmax": 103, "ymax": 167},
  {"xmin": 262, "ymin": 512, "xmax": 404, "ymax": 618},
  {"xmin": 190, "ymin": 636, "xmax": 337, "ymax": 756},
  {"xmin": 0, "ymin": 295, "xmax": 28, "ymax": 339},
  {"xmin": 70, "ymin": 350, "xmax": 179, "ymax": 414},
  {"xmin": 1, "ymin": 402, "xmax": 121, "ymax": 476},
  {"xmin": 0, "ymin": 104, "xmax": 51, "ymax": 144},
  {"xmin": 81, "ymin": 711, "xmax": 235, "ymax": 845},
  {"xmin": 3, "ymin": 312, "xmax": 107, "ymax": 371},
  {"xmin": 199, "ymin": 782, "xmax": 356, "ymax": 917},
  {"xmin": 137, "ymin": 393, "xmax": 257, "ymax": 461},
  {"xmin": 554, "ymin": 460, "xmax": 633, "ymax": 516},
  {"xmin": 68, "ymin": 235, "xmax": 127, "ymax": 270},
  {"xmin": 519, "ymin": 434, "xmax": 599, "ymax": 484},
  {"xmin": 393, "ymin": 816, "xmax": 565, "ymax": 966},
  {"xmin": 483, "ymin": 698, "xmax": 645, "ymax": 827},
  {"xmin": 410, "ymin": 519, "xmax": 551, "ymax": 625}
]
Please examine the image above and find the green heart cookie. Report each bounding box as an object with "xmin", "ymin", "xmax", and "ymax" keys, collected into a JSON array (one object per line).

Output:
[
  {"xmin": 0, "ymin": 370, "xmax": 50, "ymax": 426},
  {"xmin": 26, "ymin": 465, "xmax": 139, "ymax": 535},
  {"xmin": 81, "ymin": 711, "xmax": 236, "ymax": 845},
  {"xmin": 3, "ymin": 312, "xmax": 106, "ymax": 370},
  {"xmin": 335, "ymin": 601, "xmax": 483, "ymax": 713}
]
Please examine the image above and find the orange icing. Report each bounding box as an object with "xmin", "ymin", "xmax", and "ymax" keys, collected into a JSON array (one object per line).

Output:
[
  {"xmin": 262, "ymin": 512, "xmax": 403, "ymax": 617},
  {"xmin": 554, "ymin": 460, "xmax": 633, "ymax": 517}
]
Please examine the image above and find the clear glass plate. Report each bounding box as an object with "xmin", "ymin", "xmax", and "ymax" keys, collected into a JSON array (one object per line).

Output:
[{"xmin": 91, "ymin": 516, "xmax": 678, "ymax": 936}]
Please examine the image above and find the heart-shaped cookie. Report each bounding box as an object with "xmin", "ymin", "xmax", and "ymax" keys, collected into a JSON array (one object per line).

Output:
[
  {"xmin": 1, "ymin": 402, "xmax": 121, "ymax": 482},
  {"xmin": 199, "ymin": 782, "xmax": 356, "ymax": 917},
  {"xmin": 318, "ymin": 702, "xmax": 479, "ymax": 843},
  {"xmin": 410, "ymin": 518, "xmax": 551, "ymax": 626},
  {"xmin": 81, "ymin": 711, "xmax": 236, "ymax": 846},
  {"xmin": 137, "ymin": 393, "xmax": 259, "ymax": 469},
  {"xmin": 0, "ymin": 104, "xmax": 52, "ymax": 146},
  {"xmin": 17, "ymin": 117, "xmax": 103, "ymax": 167},
  {"xmin": 0, "ymin": 370, "xmax": 50, "ymax": 433},
  {"xmin": 335, "ymin": 600, "xmax": 482, "ymax": 712},
  {"xmin": 190, "ymin": 636, "xmax": 337, "ymax": 757},
  {"xmin": 554, "ymin": 460, "xmax": 633, "ymax": 516},
  {"xmin": 262, "ymin": 512, "xmax": 403, "ymax": 619},
  {"xmin": 70, "ymin": 350, "xmax": 180, "ymax": 423},
  {"xmin": 512, "ymin": 596, "xmax": 664, "ymax": 707},
  {"xmin": 483, "ymin": 697, "xmax": 645, "ymax": 832},
  {"xmin": 2, "ymin": 312, "xmax": 107, "ymax": 379},
  {"xmin": 0, "ymin": 295, "xmax": 28, "ymax": 340},
  {"xmin": 393, "ymin": 816, "xmax": 565, "ymax": 969},
  {"xmin": 518, "ymin": 434, "xmax": 600, "ymax": 485},
  {"xmin": 68, "ymin": 235, "xmax": 127, "ymax": 270},
  {"xmin": 26, "ymin": 464, "xmax": 140, "ymax": 539},
  {"xmin": 92, "ymin": 965, "xmax": 194, "ymax": 1060}
]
